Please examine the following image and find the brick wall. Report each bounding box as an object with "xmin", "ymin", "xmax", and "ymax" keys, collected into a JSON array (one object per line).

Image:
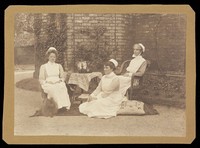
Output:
[
  {"xmin": 64, "ymin": 13, "xmax": 131, "ymax": 71},
  {"xmin": 63, "ymin": 13, "xmax": 186, "ymax": 74},
  {"xmin": 30, "ymin": 13, "xmax": 186, "ymax": 75}
]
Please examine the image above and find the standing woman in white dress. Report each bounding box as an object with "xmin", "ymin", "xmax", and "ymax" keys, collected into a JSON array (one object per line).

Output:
[
  {"xmin": 79, "ymin": 59, "xmax": 124, "ymax": 119},
  {"xmin": 119, "ymin": 43, "xmax": 147, "ymax": 96},
  {"xmin": 39, "ymin": 47, "xmax": 71, "ymax": 110}
]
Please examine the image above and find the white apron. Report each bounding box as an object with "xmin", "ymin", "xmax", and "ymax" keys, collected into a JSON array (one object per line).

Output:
[
  {"xmin": 41, "ymin": 63, "xmax": 71, "ymax": 109},
  {"xmin": 119, "ymin": 55, "xmax": 146, "ymax": 96}
]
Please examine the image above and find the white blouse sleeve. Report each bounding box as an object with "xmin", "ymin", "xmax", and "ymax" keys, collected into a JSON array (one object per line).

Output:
[
  {"xmin": 59, "ymin": 64, "xmax": 65, "ymax": 82},
  {"xmin": 39, "ymin": 65, "xmax": 46, "ymax": 85}
]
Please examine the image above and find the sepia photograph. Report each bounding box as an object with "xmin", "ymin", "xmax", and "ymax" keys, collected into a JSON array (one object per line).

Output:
[{"xmin": 3, "ymin": 5, "xmax": 195, "ymax": 144}]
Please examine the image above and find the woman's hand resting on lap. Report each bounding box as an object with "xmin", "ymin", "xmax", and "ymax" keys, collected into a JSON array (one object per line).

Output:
[{"xmin": 87, "ymin": 95, "xmax": 97, "ymax": 102}]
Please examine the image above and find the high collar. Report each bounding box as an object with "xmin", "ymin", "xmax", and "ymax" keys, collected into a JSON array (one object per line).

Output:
[
  {"xmin": 48, "ymin": 61, "xmax": 56, "ymax": 65},
  {"xmin": 132, "ymin": 54, "xmax": 142, "ymax": 59},
  {"xmin": 104, "ymin": 71, "xmax": 115, "ymax": 78}
]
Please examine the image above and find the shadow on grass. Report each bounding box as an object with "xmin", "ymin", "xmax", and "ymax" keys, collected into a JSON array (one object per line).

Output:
[{"xmin": 15, "ymin": 78, "xmax": 41, "ymax": 92}]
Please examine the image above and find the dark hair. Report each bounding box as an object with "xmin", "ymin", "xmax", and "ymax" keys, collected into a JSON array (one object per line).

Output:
[
  {"xmin": 104, "ymin": 61, "xmax": 116, "ymax": 70},
  {"xmin": 46, "ymin": 50, "xmax": 58, "ymax": 59}
]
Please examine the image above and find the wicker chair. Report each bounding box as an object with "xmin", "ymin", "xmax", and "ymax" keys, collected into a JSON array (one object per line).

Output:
[{"xmin": 115, "ymin": 60, "xmax": 151, "ymax": 100}]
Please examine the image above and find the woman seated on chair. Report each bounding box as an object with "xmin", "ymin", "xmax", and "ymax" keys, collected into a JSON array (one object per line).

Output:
[
  {"xmin": 119, "ymin": 43, "xmax": 147, "ymax": 96},
  {"xmin": 79, "ymin": 59, "xmax": 124, "ymax": 119},
  {"xmin": 39, "ymin": 47, "xmax": 71, "ymax": 111}
]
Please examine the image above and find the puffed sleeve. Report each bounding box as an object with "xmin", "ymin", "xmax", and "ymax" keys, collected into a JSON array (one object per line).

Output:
[
  {"xmin": 39, "ymin": 65, "xmax": 46, "ymax": 85},
  {"xmin": 59, "ymin": 64, "xmax": 65, "ymax": 82}
]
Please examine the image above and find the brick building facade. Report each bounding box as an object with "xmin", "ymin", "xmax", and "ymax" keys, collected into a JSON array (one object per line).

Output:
[
  {"xmin": 64, "ymin": 13, "xmax": 132, "ymax": 71},
  {"xmin": 15, "ymin": 13, "xmax": 186, "ymax": 76},
  {"xmin": 63, "ymin": 13, "xmax": 186, "ymax": 73}
]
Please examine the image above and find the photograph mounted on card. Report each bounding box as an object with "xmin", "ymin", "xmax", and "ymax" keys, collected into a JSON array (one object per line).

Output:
[{"xmin": 3, "ymin": 5, "xmax": 195, "ymax": 144}]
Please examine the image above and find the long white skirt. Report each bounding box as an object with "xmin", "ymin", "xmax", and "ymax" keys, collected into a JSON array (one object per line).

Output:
[
  {"xmin": 41, "ymin": 82, "xmax": 71, "ymax": 109},
  {"xmin": 118, "ymin": 76, "xmax": 131, "ymax": 96},
  {"xmin": 79, "ymin": 92, "xmax": 123, "ymax": 119}
]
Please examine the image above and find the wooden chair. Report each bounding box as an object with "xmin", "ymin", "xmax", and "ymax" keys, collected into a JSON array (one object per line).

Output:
[{"xmin": 115, "ymin": 59, "xmax": 151, "ymax": 100}]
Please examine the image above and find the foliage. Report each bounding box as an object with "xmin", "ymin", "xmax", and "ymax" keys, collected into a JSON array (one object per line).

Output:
[
  {"xmin": 146, "ymin": 75, "xmax": 184, "ymax": 91},
  {"xmin": 74, "ymin": 26, "xmax": 112, "ymax": 72},
  {"xmin": 128, "ymin": 74, "xmax": 186, "ymax": 108},
  {"xmin": 33, "ymin": 14, "xmax": 44, "ymax": 78},
  {"xmin": 141, "ymin": 74, "xmax": 185, "ymax": 100},
  {"xmin": 14, "ymin": 13, "xmax": 35, "ymax": 47},
  {"xmin": 33, "ymin": 14, "xmax": 67, "ymax": 78},
  {"xmin": 45, "ymin": 14, "xmax": 67, "ymax": 66},
  {"xmin": 15, "ymin": 13, "xmax": 34, "ymax": 35}
]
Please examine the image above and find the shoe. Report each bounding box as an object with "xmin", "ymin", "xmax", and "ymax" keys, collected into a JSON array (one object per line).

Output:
[{"xmin": 58, "ymin": 107, "xmax": 67, "ymax": 113}]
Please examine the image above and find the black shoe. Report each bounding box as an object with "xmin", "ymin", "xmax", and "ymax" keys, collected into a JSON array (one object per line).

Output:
[{"xmin": 57, "ymin": 107, "xmax": 67, "ymax": 113}]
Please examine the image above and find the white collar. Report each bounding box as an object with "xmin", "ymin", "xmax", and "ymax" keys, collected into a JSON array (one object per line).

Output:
[
  {"xmin": 48, "ymin": 61, "xmax": 56, "ymax": 65},
  {"xmin": 104, "ymin": 72, "xmax": 115, "ymax": 78},
  {"xmin": 132, "ymin": 54, "xmax": 136, "ymax": 58},
  {"xmin": 132, "ymin": 54, "xmax": 142, "ymax": 59}
]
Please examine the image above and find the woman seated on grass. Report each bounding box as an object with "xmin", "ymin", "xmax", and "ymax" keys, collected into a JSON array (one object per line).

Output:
[
  {"xmin": 39, "ymin": 47, "xmax": 71, "ymax": 111},
  {"xmin": 79, "ymin": 59, "xmax": 125, "ymax": 119}
]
